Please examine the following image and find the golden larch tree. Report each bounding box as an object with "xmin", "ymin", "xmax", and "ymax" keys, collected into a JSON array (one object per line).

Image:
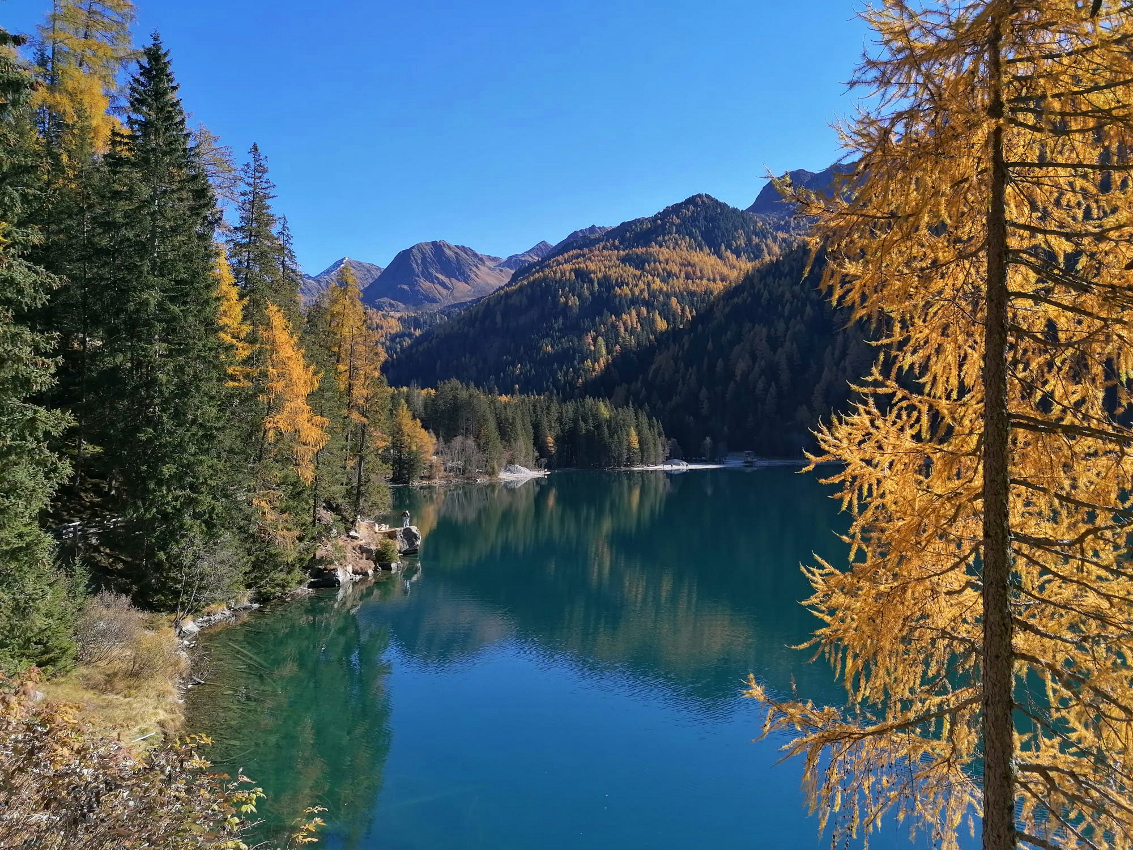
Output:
[
  {"xmin": 214, "ymin": 248, "xmax": 253, "ymax": 387},
  {"xmin": 387, "ymin": 399, "xmax": 433, "ymax": 485},
  {"xmin": 745, "ymin": 3, "xmax": 1133, "ymax": 850},
  {"xmin": 324, "ymin": 263, "xmax": 391, "ymax": 514},
  {"xmin": 261, "ymin": 303, "xmax": 328, "ymax": 485},
  {"xmin": 34, "ymin": 0, "xmax": 136, "ymax": 154}
]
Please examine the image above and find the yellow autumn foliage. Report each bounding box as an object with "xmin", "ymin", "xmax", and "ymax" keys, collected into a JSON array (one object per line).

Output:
[
  {"xmin": 214, "ymin": 249, "xmax": 253, "ymax": 387},
  {"xmin": 33, "ymin": 0, "xmax": 135, "ymax": 155},
  {"xmin": 746, "ymin": 3, "xmax": 1133, "ymax": 850},
  {"xmin": 261, "ymin": 304, "xmax": 328, "ymax": 485}
]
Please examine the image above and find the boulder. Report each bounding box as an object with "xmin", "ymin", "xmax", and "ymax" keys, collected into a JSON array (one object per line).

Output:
[
  {"xmin": 177, "ymin": 618, "xmax": 201, "ymax": 638},
  {"xmin": 308, "ymin": 565, "xmax": 350, "ymax": 588},
  {"xmin": 398, "ymin": 525, "xmax": 421, "ymax": 555}
]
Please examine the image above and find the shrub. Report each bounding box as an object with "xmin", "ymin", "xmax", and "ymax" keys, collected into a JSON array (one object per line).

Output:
[
  {"xmin": 122, "ymin": 630, "xmax": 183, "ymax": 686},
  {"xmin": 74, "ymin": 592, "xmax": 144, "ymax": 665},
  {"xmin": 71, "ymin": 593, "xmax": 186, "ymax": 695},
  {"xmin": 375, "ymin": 538, "xmax": 399, "ymax": 564},
  {"xmin": 0, "ymin": 671, "xmax": 267, "ymax": 849}
]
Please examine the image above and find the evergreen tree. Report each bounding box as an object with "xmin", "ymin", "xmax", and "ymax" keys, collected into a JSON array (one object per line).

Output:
[
  {"xmin": 386, "ymin": 399, "xmax": 432, "ymax": 485},
  {"xmin": 92, "ymin": 35, "xmax": 229, "ymax": 607},
  {"xmin": 228, "ymin": 144, "xmax": 294, "ymax": 357},
  {"xmin": 0, "ymin": 30, "xmax": 76, "ymax": 670}
]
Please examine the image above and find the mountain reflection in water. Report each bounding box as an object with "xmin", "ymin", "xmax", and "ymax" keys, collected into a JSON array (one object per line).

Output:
[{"xmin": 188, "ymin": 469, "xmax": 951, "ymax": 850}]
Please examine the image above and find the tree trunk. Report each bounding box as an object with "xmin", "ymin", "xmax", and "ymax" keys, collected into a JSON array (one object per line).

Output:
[
  {"xmin": 353, "ymin": 422, "xmax": 367, "ymax": 519},
  {"xmin": 982, "ymin": 19, "xmax": 1017, "ymax": 850}
]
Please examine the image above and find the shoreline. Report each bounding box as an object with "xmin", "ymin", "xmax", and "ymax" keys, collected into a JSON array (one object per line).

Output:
[
  {"xmin": 59, "ymin": 461, "xmax": 807, "ymax": 748},
  {"xmin": 631, "ymin": 458, "xmax": 808, "ymax": 472}
]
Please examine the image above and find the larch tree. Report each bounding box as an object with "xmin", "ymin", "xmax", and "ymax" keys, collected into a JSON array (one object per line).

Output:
[
  {"xmin": 33, "ymin": 0, "xmax": 135, "ymax": 154},
  {"xmin": 386, "ymin": 399, "xmax": 433, "ymax": 485},
  {"xmin": 325, "ymin": 264, "xmax": 391, "ymax": 515},
  {"xmin": 251, "ymin": 303, "xmax": 328, "ymax": 582},
  {"xmin": 302, "ymin": 265, "xmax": 392, "ymax": 522},
  {"xmin": 745, "ymin": 3, "xmax": 1133, "ymax": 850},
  {"xmin": 214, "ymin": 248, "xmax": 253, "ymax": 387},
  {"xmin": 261, "ymin": 303, "xmax": 327, "ymax": 485}
]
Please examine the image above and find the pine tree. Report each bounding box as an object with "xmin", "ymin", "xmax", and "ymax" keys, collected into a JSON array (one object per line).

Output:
[
  {"xmin": 91, "ymin": 35, "xmax": 230, "ymax": 606},
  {"xmin": 0, "ymin": 29, "xmax": 76, "ymax": 671},
  {"xmin": 747, "ymin": 4, "xmax": 1133, "ymax": 849}
]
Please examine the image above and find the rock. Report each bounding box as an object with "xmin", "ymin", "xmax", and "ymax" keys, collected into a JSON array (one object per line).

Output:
[
  {"xmin": 351, "ymin": 562, "xmax": 374, "ymax": 577},
  {"xmin": 398, "ymin": 525, "xmax": 421, "ymax": 555},
  {"xmin": 177, "ymin": 618, "xmax": 201, "ymax": 638},
  {"xmin": 359, "ymin": 544, "xmax": 376, "ymax": 561},
  {"xmin": 380, "ymin": 560, "xmax": 401, "ymax": 572},
  {"xmin": 308, "ymin": 565, "xmax": 350, "ymax": 588},
  {"xmin": 347, "ymin": 529, "xmax": 361, "ymax": 540}
]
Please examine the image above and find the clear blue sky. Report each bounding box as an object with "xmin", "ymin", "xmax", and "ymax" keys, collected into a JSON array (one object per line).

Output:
[{"xmin": 4, "ymin": 0, "xmax": 869, "ymax": 274}]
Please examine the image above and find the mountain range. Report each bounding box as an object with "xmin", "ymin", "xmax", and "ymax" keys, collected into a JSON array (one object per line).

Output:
[
  {"xmin": 301, "ymin": 163, "xmax": 864, "ymax": 454},
  {"xmin": 301, "ymin": 223, "xmax": 624, "ymax": 312},
  {"xmin": 374, "ymin": 163, "xmax": 875, "ymax": 455},
  {"xmin": 383, "ymin": 193, "xmax": 797, "ymax": 395},
  {"xmin": 302, "ymin": 167, "xmax": 836, "ymax": 312},
  {"xmin": 302, "ymin": 239, "xmax": 564, "ymax": 311}
]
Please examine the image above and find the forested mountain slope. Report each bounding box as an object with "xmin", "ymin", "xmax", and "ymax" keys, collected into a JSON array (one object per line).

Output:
[
  {"xmin": 587, "ymin": 248, "xmax": 873, "ymax": 457},
  {"xmin": 384, "ymin": 194, "xmax": 797, "ymax": 394}
]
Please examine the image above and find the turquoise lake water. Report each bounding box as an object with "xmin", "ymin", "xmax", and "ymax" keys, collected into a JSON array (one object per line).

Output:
[{"xmin": 186, "ymin": 468, "xmax": 962, "ymax": 849}]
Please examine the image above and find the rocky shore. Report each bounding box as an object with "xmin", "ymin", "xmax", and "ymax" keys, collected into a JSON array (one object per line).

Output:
[{"xmin": 308, "ymin": 520, "xmax": 421, "ymax": 588}]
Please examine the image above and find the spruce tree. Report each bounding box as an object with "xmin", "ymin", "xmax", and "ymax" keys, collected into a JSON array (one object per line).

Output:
[
  {"xmin": 94, "ymin": 35, "xmax": 230, "ymax": 607},
  {"xmin": 229, "ymin": 144, "xmax": 295, "ymax": 357},
  {"xmin": 0, "ymin": 30, "xmax": 76, "ymax": 670}
]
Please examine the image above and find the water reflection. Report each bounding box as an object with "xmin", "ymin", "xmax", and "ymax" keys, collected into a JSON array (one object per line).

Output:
[
  {"xmin": 386, "ymin": 469, "xmax": 847, "ymax": 707},
  {"xmin": 189, "ymin": 468, "xmax": 860, "ymax": 849},
  {"xmin": 186, "ymin": 583, "xmax": 398, "ymax": 848}
]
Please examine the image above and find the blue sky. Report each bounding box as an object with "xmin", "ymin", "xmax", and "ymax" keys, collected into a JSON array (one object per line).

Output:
[{"xmin": 4, "ymin": 0, "xmax": 870, "ymax": 274}]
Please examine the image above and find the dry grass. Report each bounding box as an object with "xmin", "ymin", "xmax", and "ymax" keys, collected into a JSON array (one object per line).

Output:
[{"xmin": 43, "ymin": 595, "xmax": 187, "ymax": 747}]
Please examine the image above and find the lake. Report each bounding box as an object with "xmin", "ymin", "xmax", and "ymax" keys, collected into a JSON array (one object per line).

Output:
[{"xmin": 186, "ymin": 468, "xmax": 953, "ymax": 850}]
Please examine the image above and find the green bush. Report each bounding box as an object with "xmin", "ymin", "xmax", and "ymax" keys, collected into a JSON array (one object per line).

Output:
[{"xmin": 375, "ymin": 538, "xmax": 399, "ymax": 564}]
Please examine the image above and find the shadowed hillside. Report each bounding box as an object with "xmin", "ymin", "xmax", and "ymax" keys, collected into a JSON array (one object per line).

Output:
[
  {"xmin": 587, "ymin": 248, "xmax": 872, "ymax": 457},
  {"xmin": 385, "ymin": 195, "xmax": 797, "ymax": 394}
]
